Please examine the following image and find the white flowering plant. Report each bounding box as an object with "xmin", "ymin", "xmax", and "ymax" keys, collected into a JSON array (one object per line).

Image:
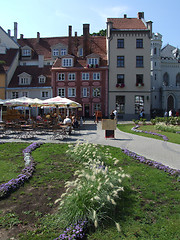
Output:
[{"xmin": 55, "ymin": 142, "xmax": 130, "ymax": 233}]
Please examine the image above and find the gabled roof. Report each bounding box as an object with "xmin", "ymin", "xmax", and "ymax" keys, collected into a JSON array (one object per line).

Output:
[
  {"xmin": 0, "ymin": 49, "xmax": 19, "ymax": 72},
  {"xmin": 107, "ymin": 18, "xmax": 147, "ymax": 30},
  {"xmin": 8, "ymin": 65, "xmax": 51, "ymax": 88},
  {"xmin": 161, "ymin": 44, "xmax": 180, "ymax": 59}
]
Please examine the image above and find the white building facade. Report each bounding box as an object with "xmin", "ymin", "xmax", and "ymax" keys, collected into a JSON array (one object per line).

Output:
[{"xmin": 151, "ymin": 33, "xmax": 180, "ymax": 116}]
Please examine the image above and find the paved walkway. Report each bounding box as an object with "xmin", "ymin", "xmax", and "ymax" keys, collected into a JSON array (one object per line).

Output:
[{"xmin": 1, "ymin": 120, "xmax": 180, "ymax": 170}]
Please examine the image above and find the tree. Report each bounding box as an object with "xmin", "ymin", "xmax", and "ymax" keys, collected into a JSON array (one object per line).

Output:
[{"xmin": 91, "ymin": 29, "xmax": 106, "ymax": 36}]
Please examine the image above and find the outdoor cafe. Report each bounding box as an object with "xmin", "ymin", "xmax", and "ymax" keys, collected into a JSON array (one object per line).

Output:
[{"xmin": 0, "ymin": 96, "xmax": 82, "ymax": 140}]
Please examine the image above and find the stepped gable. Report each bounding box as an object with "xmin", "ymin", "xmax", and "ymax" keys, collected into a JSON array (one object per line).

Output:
[{"xmin": 8, "ymin": 65, "xmax": 51, "ymax": 88}]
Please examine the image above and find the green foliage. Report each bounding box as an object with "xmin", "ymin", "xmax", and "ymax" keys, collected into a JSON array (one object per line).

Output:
[
  {"xmin": 0, "ymin": 212, "xmax": 22, "ymax": 228},
  {"xmin": 155, "ymin": 122, "xmax": 180, "ymax": 133},
  {"xmin": 91, "ymin": 29, "xmax": 106, "ymax": 36}
]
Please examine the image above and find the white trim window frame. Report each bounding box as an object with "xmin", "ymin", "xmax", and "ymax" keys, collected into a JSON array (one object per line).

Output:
[
  {"xmin": 22, "ymin": 91, "xmax": 28, "ymax": 97},
  {"xmin": 53, "ymin": 49, "xmax": 59, "ymax": 56},
  {"xmin": 88, "ymin": 58, "xmax": 99, "ymax": 65},
  {"xmin": 58, "ymin": 88, "xmax": 66, "ymax": 97},
  {"xmin": 82, "ymin": 87, "xmax": 90, "ymax": 97},
  {"xmin": 61, "ymin": 48, "xmax": 67, "ymax": 56},
  {"xmin": 38, "ymin": 76, "xmax": 46, "ymax": 83},
  {"xmin": 68, "ymin": 88, "xmax": 76, "ymax": 97},
  {"xmin": 92, "ymin": 87, "xmax": 101, "ymax": 97},
  {"xmin": 22, "ymin": 49, "xmax": 31, "ymax": 56},
  {"xmin": 93, "ymin": 103, "xmax": 101, "ymax": 112},
  {"xmin": 58, "ymin": 73, "xmax": 65, "ymax": 81},
  {"xmin": 68, "ymin": 73, "xmax": 76, "ymax": 81},
  {"xmin": 19, "ymin": 77, "xmax": 30, "ymax": 85},
  {"xmin": 41, "ymin": 91, "xmax": 49, "ymax": 98},
  {"xmin": 62, "ymin": 58, "xmax": 73, "ymax": 67},
  {"xmin": 12, "ymin": 92, "xmax": 19, "ymax": 98},
  {"xmin": 82, "ymin": 73, "xmax": 89, "ymax": 80},
  {"xmin": 93, "ymin": 72, "xmax": 100, "ymax": 80}
]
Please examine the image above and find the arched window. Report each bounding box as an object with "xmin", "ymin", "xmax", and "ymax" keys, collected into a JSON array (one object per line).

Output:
[
  {"xmin": 176, "ymin": 73, "xmax": 180, "ymax": 86},
  {"xmin": 163, "ymin": 72, "xmax": 169, "ymax": 86},
  {"xmin": 154, "ymin": 47, "xmax": 157, "ymax": 54}
]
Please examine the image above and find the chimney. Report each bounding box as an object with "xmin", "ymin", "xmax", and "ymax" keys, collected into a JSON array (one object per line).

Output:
[
  {"xmin": 138, "ymin": 12, "xmax": 144, "ymax": 19},
  {"xmin": 37, "ymin": 32, "xmax": 40, "ymax": 43},
  {"xmin": 38, "ymin": 55, "xmax": 44, "ymax": 68},
  {"xmin": 68, "ymin": 25, "xmax": 72, "ymax": 54},
  {"xmin": 106, "ymin": 21, "xmax": 113, "ymax": 39},
  {"xmin": 124, "ymin": 14, "xmax": 127, "ymax": 18},
  {"xmin": 20, "ymin": 34, "xmax": 24, "ymax": 40},
  {"xmin": 83, "ymin": 24, "xmax": 90, "ymax": 57},
  {"xmin": 8, "ymin": 29, "xmax": 11, "ymax": 37},
  {"xmin": 147, "ymin": 20, "xmax": 153, "ymax": 39},
  {"xmin": 14, "ymin": 22, "xmax": 18, "ymax": 41}
]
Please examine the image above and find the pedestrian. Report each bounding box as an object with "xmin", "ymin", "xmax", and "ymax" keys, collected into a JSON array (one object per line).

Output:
[
  {"xmin": 110, "ymin": 110, "xmax": 115, "ymax": 119},
  {"xmin": 113, "ymin": 109, "xmax": 117, "ymax": 120},
  {"xmin": 169, "ymin": 109, "xmax": 172, "ymax": 117}
]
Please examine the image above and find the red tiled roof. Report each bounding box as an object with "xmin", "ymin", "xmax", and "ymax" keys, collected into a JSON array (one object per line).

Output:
[
  {"xmin": 8, "ymin": 65, "xmax": 51, "ymax": 88},
  {"xmin": 17, "ymin": 36, "xmax": 107, "ymax": 62},
  {"xmin": 0, "ymin": 49, "xmax": 19, "ymax": 72},
  {"xmin": 107, "ymin": 18, "xmax": 147, "ymax": 30}
]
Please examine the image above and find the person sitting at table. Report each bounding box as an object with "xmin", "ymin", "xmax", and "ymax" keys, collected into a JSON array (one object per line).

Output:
[
  {"xmin": 72, "ymin": 116, "xmax": 79, "ymax": 128},
  {"xmin": 63, "ymin": 116, "xmax": 71, "ymax": 125}
]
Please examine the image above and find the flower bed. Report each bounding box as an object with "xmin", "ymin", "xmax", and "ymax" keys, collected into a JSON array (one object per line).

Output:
[
  {"xmin": 0, "ymin": 142, "xmax": 42, "ymax": 199},
  {"xmin": 131, "ymin": 125, "xmax": 169, "ymax": 141},
  {"xmin": 121, "ymin": 148, "xmax": 180, "ymax": 176}
]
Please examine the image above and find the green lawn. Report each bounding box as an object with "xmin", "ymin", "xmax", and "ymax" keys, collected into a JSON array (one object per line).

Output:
[
  {"xmin": 117, "ymin": 124, "xmax": 180, "ymax": 144},
  {"xmin": 0, "ymin": 143, "xmax": 179, "ymax": 240}
]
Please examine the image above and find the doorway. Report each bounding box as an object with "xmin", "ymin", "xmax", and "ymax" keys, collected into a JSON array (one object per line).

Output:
[
  {"xmin": 167, "ymin": 95, "xmax": 174, "ymax": 111},
  {"xmin": 84, "ymin": 104, "xmax": 90, "ymax": 118}
]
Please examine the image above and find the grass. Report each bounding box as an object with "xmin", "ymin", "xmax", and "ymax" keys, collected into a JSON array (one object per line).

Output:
[
  {"xmin": 117, "ymin": 124, "xmax": 180, "ymax": 144},
  {"xmin": 0, "ymin": 142, "xmax": 179, "ymax": 240}
]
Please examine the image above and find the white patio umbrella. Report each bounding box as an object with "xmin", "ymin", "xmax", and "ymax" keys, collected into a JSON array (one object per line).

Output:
[
  {"xmin": 0, "ymin": 99, "xmax": 5, "ymax": 122},
  {"xmin": 3, "ymin": 97, "xmax": 44, "ymax": 119},
  {"xmin": 41, "ymin": 96, "xmax": 81, "ymax": 117}
]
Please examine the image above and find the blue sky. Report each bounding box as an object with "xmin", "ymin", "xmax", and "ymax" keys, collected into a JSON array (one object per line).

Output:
[{"xmin": 1, "ymin": 0, "xmax": 179, "ymax": 47}]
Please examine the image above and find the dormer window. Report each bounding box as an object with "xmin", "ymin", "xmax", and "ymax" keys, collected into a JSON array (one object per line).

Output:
[
  {"xmin": 61, "ymin": 48, "xmax": 67, "ymax": 56},
  {"xmin": 18, "ymin": 72, "xmax": 31, "ymax": 85},
  {"xmin": 62, "ymin": 58, "xmax": 73, "ymax": 67},
  {"xmin": 38, "ymin": 75, "xmax": 46, "ymax": 83},
  {"xmin": 22, "ymin": 49, "xmax": 31, "ymax": 56},
  {"xmin": 88, "ymin": 58, "xmax": 99, "ymax": 65},
  {"xmin": 53, "ymin": 49, "xmax": 59, "ymax": 56},
  {"xmin": 20, "ymin": 77, "xmax": 30, "ymax": 85}
]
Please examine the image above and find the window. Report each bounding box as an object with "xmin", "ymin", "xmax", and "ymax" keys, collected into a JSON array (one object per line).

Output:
[
  {"xmin": 154, "ymin": 47, "xmax": 157, "ymax": 54},
  {"xmin": 68, "ymin": 88, "xmax": 76, "ymax": 97},
  {"xmin": 92, "ymin": 87, "xmax": 101, "ymax": 97},
  {"xmin": 176, "ymin": 73, "xmax": 180, "ymax": 86},
  {"xmin": 117, "ymin": 74, "xmax": 124, "ymax": 84},
  {"xmin": 116, "ymin": 96, "xmax": 125, "ymax": 114},
  {"xmin": 93, "ymin": 103, "xmax": 101, "ymax": 112},
  {"xmin": 53, "ymin": 49, "xmax": 59, "ymax": 56},
  {"xmin": 38, "ymin": 76, "xmax": 46, "ymax": 83},
  {"xmin": 82, "ymin": 87, "xmax": 89, "ymax": 97},
  {"xmin": 19, "ymin": 77, "xmax": 29, "ymax": 85},
  {"xmin": 163, "ymin": 72, "xmax": 169, "ymax": 86},
  {"xmin": 61, "ymin": 48, "xmax": 67, "ymax": 56},
  {"xmin": 117, "ymin": 39, "xmax": 124, "ymax": 48},
  {"xmin": 136, "ymin": 56, "xmax": 143, "ymax": 67},
  {"xmin": 82, "ymin": 73, "xmax": 89, "ymax": 80},
  {"xmin": 58, "ymin": 73, "xmax": 65, "ymax": 81},
  {"xmin": 68, "ymin": 73, "xmax": 76, "ymax": 81},
  {"xmin": 79, "ymin": 48, "xmax": 83, "ymax": 56},
  {"xmin": 22, "ymin": 92, "xmax": 28, "ymax": 97},
  {"xmin": 88, "ymin": 58, "xmax": 98, "ymax": 65},
  {"xmin": 135, "ymin": 96, "xmax": 144, "ymax": 114},
  {"xmin": 58, "ymin": 88, "xmax": 65, "ymax": 97},
  {"xmin": 117, "ymin": 56, "xmax": 124, "ymax": 67},
  {"xmin": 12, "ymin": 92, "xmax": 18, "ymax": 98},
  {"xmin": 22, "ymin": 49, "xmax": 31, "ymax": 56},
  {"xmin": 136, "ymin": 39, "xmax": 143, "ymax": 48},
  {"xmin": 93, "ymin": 73, "xmax": 100, "ymax": 80},
  {"xmin": 62, "ymin": 58, "xmax": 73, "ymax": 67},
  {"xmin": 136, "ymin": 74, "xmax": 144, "ymax": 86},
  {"xmin": 42, "ymin": 91, "xmax": 49, "ymax": 98}
]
